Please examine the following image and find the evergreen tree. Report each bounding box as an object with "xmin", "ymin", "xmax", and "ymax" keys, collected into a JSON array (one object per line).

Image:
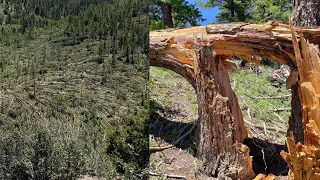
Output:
[
  {"xmin": 250, "ymin": 0, "xmax": 292, "ymax": 23},
  {"xmin": 150, "ymin": 0, "xmax": 205, "ymax": 30},
  {"xmin": 197, "ymin": 0, "xmax": 292, "ymax": 23}
]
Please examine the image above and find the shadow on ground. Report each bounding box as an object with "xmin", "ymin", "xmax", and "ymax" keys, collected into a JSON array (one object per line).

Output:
[
  {"xmin": 149, "ymin": 102, "xmax": 196, "ymax": 152},
  {"xmin": 150, "ymin": 100, "xmax": 288, "ymax": 178},
  {"xmin": 244, "ymin": 138, "xmax": 289, "ymax": 176}
]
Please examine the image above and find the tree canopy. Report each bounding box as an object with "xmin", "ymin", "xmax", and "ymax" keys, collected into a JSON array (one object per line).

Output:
[
  {"xmin": 149, "ymin": 0, "xmax": 205, "ymax": 30},
  {"xmin": 196, "ymin": 0, "xmax": 292, "ymax": 23}
]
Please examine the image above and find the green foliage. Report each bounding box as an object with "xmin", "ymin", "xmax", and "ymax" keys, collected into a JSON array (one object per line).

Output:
[
  {"xmin": 197, "ymin": 0, "xmax": 292, "ymax": 23},
  {"xmin": 249, "ymin": 0, "xmax": 292, "ymax": 23},
  {"xmin": 65, "ymin": 0, "xmax": 149, "ymax": 65},
  {"xmin": 150, "ymin": 66, "xmax": 198, "ymax": 122},
  {"xmin": 0, "ymin": 129, "xmax": 87, "ymax": 179},
  {"xmin": 196, "ymin": 0, "xmax": 253, "ymax": 22},
  {"xmin": 150, "ymin": 19, "xmax": 168, "ymax": 31},
  {"xmin": 0, "ymin": 0, "xmax": 149, "ymax": 179},
  {"xmin": 149, "ymin": 0, "xmax": 205, "ymax": 28},
  {"xmin": 230, "ymin": 68, "xmax": 290, "ymax": 139},
  {"xmin": 0, "ymin": 24, "xmax": 24, "ymax": 46},
  {"xmin": 171, "ymin": 0, "xmax": 205, "ymax": 26}
]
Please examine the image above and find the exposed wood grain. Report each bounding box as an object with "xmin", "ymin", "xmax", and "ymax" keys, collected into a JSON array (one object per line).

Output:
[
  {"xmin": 150, "ymin": 22, "xmax": 320, "ymax": 179},
  {"xmin": 280, "ymin": 25, "xmax": 320, "ymax": 180}
]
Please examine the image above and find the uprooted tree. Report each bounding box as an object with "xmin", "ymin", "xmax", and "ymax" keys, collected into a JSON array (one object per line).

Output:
[{"xmin": 150, "ymin": 22, "xmax": 320, "ymax": 179}]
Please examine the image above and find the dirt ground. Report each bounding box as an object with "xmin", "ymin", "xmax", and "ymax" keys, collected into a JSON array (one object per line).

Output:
[{"xmin": 150, "ymin": 148, "xmax": 213, "ymax": 180}]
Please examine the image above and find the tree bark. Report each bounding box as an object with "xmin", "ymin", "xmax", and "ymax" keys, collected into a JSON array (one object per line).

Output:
[
  {"xmin": 160, "ymin": 3, "xmax": 174, "ymax": 28},
  {"xmin": 293, "ymin": 0, "xmax": 320, "ymax": 28},
  {"xmin": 150, "ymin": 22, "xmax": 320, "ymax": 179},
  {"xmin": 195, "ymin": 45, "xmax": 254, "ymax": 179},
  {"xmin": 288, "ymin": 0, "xmax": 320, "ymax": 144},
  {"xmin": 287, "ymin": 83, "xmax": 304, "ymax": 143},
  {"xmin": 230, "ymin": 0, "xmax": 235, "ymax": 18},
  {"xmin": 282, "ymin": 1, "xmax": 320, "ymax": 178}
]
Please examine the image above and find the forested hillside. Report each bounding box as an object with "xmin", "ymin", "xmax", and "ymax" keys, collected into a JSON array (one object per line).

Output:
[{"xmin": 0, "ymin": 0, "xmax": 149, "ymax": 179}]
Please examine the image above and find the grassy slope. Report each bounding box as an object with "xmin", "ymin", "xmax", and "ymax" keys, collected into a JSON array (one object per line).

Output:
[
  {"xmin": 230, "ymin": 68, "xmax": 290, "ymax": 143},
  {"xmin": 0, "ymin": 23, "xmax": 149, "ymax": 179},
  {"xmin": 150, "ymin": 64, "xmax": 291, "ymax": 145},
  {"xmin": 150, "ymin": 66, "xmax": 198, "ymax": 123},
  {"xmin": 149, "ymin": 67, "xmax": 204, "ymax": 179}
]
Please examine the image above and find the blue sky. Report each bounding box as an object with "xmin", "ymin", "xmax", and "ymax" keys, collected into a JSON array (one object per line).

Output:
[{"xmin": 186, "ymin": 0, "xmax": 219, "ymax": 25}]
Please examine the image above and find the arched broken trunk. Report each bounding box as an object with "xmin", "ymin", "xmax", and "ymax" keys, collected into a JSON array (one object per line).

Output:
[{"xmin": 150, "ymin": 22, "xmax": 320, "ymax": 179}]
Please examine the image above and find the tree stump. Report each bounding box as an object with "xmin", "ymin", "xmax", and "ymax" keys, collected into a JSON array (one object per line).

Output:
[{"xmin": 194, "ymin": 45, "xmax": 254, "ymax": 179}]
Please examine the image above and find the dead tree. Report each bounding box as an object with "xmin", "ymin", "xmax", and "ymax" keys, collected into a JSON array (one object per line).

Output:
[
  {"xmin": 150, "ymin": 22, "xmax": 320, "ymax": 179},
  {"xmin": 194, "ymin": 46, "xmax": 254, "ymax": 179},
  {"xmin": 288, "ymin": 0, "xmax": 320, "ymax": 144}
]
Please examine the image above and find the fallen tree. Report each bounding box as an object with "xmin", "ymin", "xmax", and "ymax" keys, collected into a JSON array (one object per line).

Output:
[{"xmin": 150, "ymin": 22, "xmax": 320, "ymax": 179}]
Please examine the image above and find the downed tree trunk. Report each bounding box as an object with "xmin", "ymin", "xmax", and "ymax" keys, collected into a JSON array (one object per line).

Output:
[
  {"xmin": 195, "ymin": 45, "xmax": 254, "ymax": 179},
  {"xmin": 280, "ymin": 26, "xmax": 320, "ymax": 180},
  {"xmin": 150, "ymin": 22, "xmax": 320, "ymax": 179}
]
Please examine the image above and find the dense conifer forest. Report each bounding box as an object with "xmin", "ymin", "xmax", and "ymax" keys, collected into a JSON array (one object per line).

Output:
[{"xmin": 0, "ymin": 0, "xmax": 149, "ymax": 179}]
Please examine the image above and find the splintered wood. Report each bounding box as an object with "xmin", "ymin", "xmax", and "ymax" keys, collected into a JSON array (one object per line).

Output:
[
  {"xmin": 280, "ymin": 132, "xmax": 320, "ymax": 180},
  {"xmin": 150, "ymin": 22, "xmax": 320, "ymax": 179},
  {"xmin": 253, "ymin": 173, "xmax": 276, "ymax": 180},
  {"xmin": 280, "ymin": 26, "xmax": 320, "ymax": 180}
]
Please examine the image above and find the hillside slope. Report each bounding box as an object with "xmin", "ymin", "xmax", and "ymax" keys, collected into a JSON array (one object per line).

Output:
[{"xmin": 0, "ymin": 0, "xmax": 149, "ymax": 179}]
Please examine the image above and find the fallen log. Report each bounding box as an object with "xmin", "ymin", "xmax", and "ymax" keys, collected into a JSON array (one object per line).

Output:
[
  {"xmin": 244, "ymin": 120, "xmax": 287, "ymax": 134},
  {"xmin": 268, "ymin": 65, "xmax": 290, "ymax": 84},
  {"xmin": 149, "ymin": 171, "xmax": 186, "ymax": 179},
  {"xmin": 149, "ymin": 123, "xmax": 196, "ymax": 152},
  {"xmin": 251, "ymin": 94, "xmax": 291, "ymax": 99},
  {"xmin": 270, "ymin": 108, "xmax": 291, "ymax": 112}
]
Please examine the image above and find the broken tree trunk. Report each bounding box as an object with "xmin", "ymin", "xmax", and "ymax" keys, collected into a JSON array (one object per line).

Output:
[
  {"xmin": 288, "ymin": 0, "xmax": 320, "ymax": 144},
  {"xmin": 280, "ymin": 27, "xmax": 320, "ymax": 179},
  {"xmin": 280, "ymin": 2, "xmax": 320, "ymax": 178},
  {"xmin": 150, "ymin": 22, "xmax": 320, "ymax": 179},
  {"xmin": 195, "ymin": 45, "xmax": 254, "ymax": 179}
]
